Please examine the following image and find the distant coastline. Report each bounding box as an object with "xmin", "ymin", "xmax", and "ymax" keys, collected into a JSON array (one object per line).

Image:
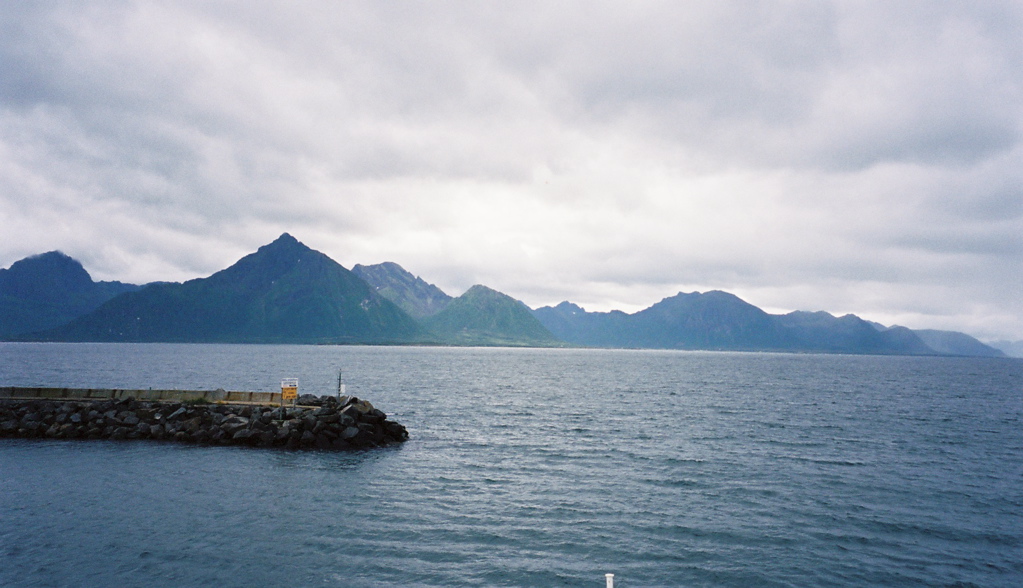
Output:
[{"xmin": 1, "ymin": 234, "xmax": 1013, "ymax": 357}]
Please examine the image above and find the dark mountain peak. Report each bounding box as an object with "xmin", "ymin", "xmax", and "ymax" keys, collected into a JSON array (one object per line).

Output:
[
  {"xmin": 271, "ymin": 232, "xmax": 300, "ymax": 246},
  {"xmin": 655, "ymin": 291, "xmax": 695, "ymax": 304},
  {"xmin": 779, "ymin": 310, "xmax": 839, "ymax": 326},
  {"xmin": 647, "ymin": 290, "xmax": 767, "ymax": 316},
  {"xmin": 207, "ymin": 234, "xmax": 328, "ymax": 291},
  {"xmin": 537, "ymin": 301, "xmax": 625, "ymax": 318},
  {"xmin": 784, "ymin": 310, "xmax": 832, "ymax": 318},
  {"xmin": 658, "ymin": 290, "xmax": 742, "ymax": 304},
  {"xmin": 1, "ymin": 250, "xmax": 141, "ymax": 339},
  {"xmin": 14, "ymin": 250, "xmax": 71, "ymax": 264},
  {"xmin": 352, "ymin": 261, "xmax": 452, "ymax": 318},
  {"xmin": 457, "ymin": 284, "xmax": 531, "ymax": 310},
  {"xmin": 554, "ymin": 301, "xmax": 585, "ymax": 314},
  {"xmin": 14, "ymin": 250, "xmax": 75, "ymax": 265},
  {"xmin": 370, "ymin": 261, "xmax": 403, "ymax": 272},
  {"xmin": 353, "ymin": 261, "xmax": 418, "ymax": 282},
  {"xmin": 681, "ymin": 289, "xmax": 732, "ymax": 298},
  {"xmin": 257, "ymin": 233, "xmax": 312, "ymax": 257},
  {"xmin": 462, "ymin": 284, "xmax": 500, "ymax": 298},
  {"xmin": 2, "ymin": 250, "xmax": 93, "ymax": 292},
  {"xmin": 351, "ymin": 261, "xmax": 411, "ymax": 281},
  {"xmin": 242, "ymin": 233, "xmax": 314, "ymax": 265},
  {"xmin": 634, "ymin": 289, "xmax": 784, "ymax": 350},
  {"xmin": 704, "ymin": 289, "xmax": 741, "ymax": 298}
]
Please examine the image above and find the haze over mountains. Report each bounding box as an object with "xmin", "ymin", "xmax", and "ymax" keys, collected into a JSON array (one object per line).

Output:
[{"xmin": 0, "ymin": 234, "xmax": 1012, "ymax": 357}]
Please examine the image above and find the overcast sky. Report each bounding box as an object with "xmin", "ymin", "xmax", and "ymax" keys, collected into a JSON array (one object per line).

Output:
[{"xmin": 1, "ymin": 1, "xmax": 1020, "ymax": 341}]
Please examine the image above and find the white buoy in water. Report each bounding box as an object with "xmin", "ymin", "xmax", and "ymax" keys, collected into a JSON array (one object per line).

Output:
[{"xmin": 605, "ymin": 573, "xmax": 614, "ymax": 588}]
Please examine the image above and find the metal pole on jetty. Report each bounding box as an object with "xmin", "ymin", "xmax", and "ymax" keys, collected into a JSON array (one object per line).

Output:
[{"xmin": 606, "ymin": 573, "xmax": 614, "ymax": 588}]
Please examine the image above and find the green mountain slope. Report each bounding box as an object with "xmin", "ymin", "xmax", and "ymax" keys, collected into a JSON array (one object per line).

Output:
[
  {"xmin": 423, "ymin": 285, "xmax": 562, "ymax": 347},
  {"xmin": 30, "ymin": 234, "xmax": 423, "ymax": 344},
  {"xmin": 352, "ymin": 261, "xmax": 452, "ymax": 318}
]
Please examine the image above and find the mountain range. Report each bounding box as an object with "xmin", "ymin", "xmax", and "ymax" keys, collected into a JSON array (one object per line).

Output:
[
  {"xmin": 534, "ymin": 295, "xmax": 960, "ymax": 355},
  {"xmin": 30, "ymin": 234, "xmax": 422, "ymax": 344},
  {"xmin": 0, "ymin": 234, "xmax": 1011, "ymax": 357}
]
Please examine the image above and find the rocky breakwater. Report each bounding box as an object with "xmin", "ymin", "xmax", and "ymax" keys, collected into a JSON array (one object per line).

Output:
[{"xmin": 0, "ymin": 394, "xmax": 408, "ymax": 450}]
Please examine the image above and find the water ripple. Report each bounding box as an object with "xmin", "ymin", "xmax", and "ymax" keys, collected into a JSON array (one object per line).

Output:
[{"xmin": 1, "ymin": 345, "xmax": 1021, "ymax": 587}]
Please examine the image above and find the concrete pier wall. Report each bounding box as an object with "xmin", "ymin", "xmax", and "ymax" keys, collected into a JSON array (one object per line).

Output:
[{"xmin": 0, "ymin": 386, "xmax": 283, "ymax": 405}]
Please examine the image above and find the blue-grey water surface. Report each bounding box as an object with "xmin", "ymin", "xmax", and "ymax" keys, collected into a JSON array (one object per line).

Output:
[{"xmin": 1, "ymin": 343, "xmax": 1021, "ymax": 587}]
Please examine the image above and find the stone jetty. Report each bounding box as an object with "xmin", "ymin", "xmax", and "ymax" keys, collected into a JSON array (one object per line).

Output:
[{"xmin": 0, "ymin": 392, "xmax": 409, "ymax": 450}]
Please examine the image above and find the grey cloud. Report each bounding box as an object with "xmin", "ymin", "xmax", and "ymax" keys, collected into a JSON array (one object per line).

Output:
[
  {"xmin": 507, "ymin": 2, "xmax": 1023, "ymax": 171},
  {"xmin": 0, "ymin": 1, "xmax": 1020, "ymax": 340}
]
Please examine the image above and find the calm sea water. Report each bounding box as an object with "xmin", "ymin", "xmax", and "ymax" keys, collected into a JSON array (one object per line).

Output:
[{"xmin": 1, "ymin": 343, "xmax": 1021, "ymax": 587}]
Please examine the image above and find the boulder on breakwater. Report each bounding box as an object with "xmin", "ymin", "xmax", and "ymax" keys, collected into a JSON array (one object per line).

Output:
[{"xmin": 0, "ymin": 395, "xmax": 408, "ymax": 450}]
